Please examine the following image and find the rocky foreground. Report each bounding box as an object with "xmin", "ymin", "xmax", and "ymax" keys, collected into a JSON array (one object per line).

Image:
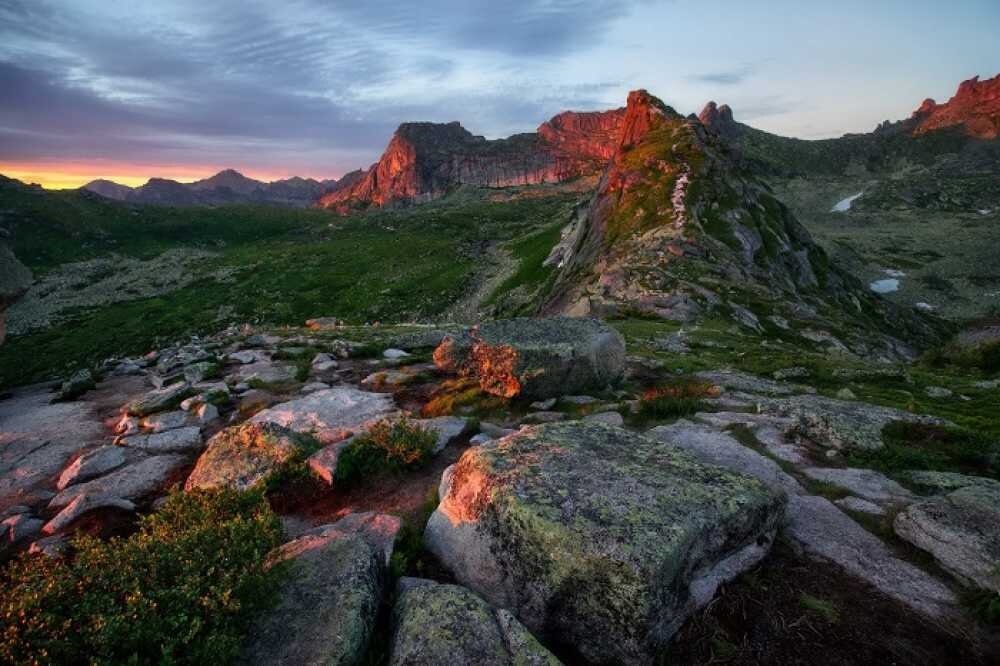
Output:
[{"xmin": 1, "ymin": 317, "xmax": 998, "ymax": 663}]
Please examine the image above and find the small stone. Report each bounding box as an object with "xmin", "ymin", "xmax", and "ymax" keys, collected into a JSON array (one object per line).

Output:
[
  {"xmin": 114, "ymin": 414, "xmax": 141, "ymax": 435},
  {"xmin": 520, "ymin": 411, "xmax": 566, "ymax": 424},
  {"xmin": 196, "ymin": 402, "xmax": 219, "ymax": 424},
  {"xmin": 141, "ymin": 410, "xmax": 189, "ymax": 433},
  {"xmin": 301, "ymin": 382, "xmax": 331, "ymax": 393},
  {"xmin": 228, "ymin": 350, "xmax": 257, "ymax": 364},
  {"xmin": 925, "ymin": 386, "xmax": 953, "ymax": 399},
  {"xmin": 836, "ymin": 388, "xmax": 857, "ymax": 400},
  {"xmin": 562, "ymin": 395, "xmax": 599, "ymax": 405},
  {"xmin": 469, "ymin": 433, "xmax": 493, "ymax": 446},
  {"xmin": 307, "ymin": 439, "xmax": 355, "ymax": 485},
  {"xmin": 530, "ymin": 398, "xmax": 557, "ymax": 411},
  {"xmin": 383, "ymin": 348, "xmax": 410, "ymax": 360}
]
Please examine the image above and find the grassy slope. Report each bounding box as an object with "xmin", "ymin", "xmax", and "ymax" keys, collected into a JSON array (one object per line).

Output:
[{"xmin": 0, "ymin": 185, "xmax": 576, "ymax": 388}]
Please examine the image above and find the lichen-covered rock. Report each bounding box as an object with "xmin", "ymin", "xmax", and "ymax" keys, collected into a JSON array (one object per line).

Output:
[
  {"xmin": 249, "ymin": 387, "xmax": 397, "ymax": 444},
  {"xmin": 423, "ymin": 421, "xmax": 784, "ymax": 663},
  {"xmin": 185, "ymin": 422, "xmax": 319, "ymax": 491},
  {"xmin": 121, "ymin": 426, "xmax": 203, "ymax": 454},
  {"xmin": 238, "ymin": 517, "xmax": 392, "ymax": 665},
  {"xmin": 902, "ymin": 470, "xmax": 1000, "ymax": 495},
  {"xmin": 800, "ymin": 467, "xmax": 913, "ymax": 505},
  {"xmin": 762, "ymin": 394, "xmax": 947, "ymax": 451},
  {"xmin": 894, "ymin": 485, "xmax": 1000, "ymax": 592},
  {"xmin": 433, "ymin": 317, "xmax": 625, "ymax": 399},
  {"xmin": 390, "ymin": 578, "xmax": 561, "ymax": 666}
]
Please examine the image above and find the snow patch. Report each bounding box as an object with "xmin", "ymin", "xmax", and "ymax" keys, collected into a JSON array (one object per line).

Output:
[
  {"xmin": 870, "ymin": 278, "xmax": 900, "ymax": 294},
  {"xmin": 831, "ymin": 192, "xmax": 863, "ymax": 212}
]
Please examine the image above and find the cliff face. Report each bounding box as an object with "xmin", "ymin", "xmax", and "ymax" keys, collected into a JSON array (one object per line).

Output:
[
  {"xmin": 911, "ymin": 74, "xmax": 1000, "ymax": 139},
  {"xmin": 0, "ymin": 243, "xmax": 32, "ymax": 346},
  {"xmin": 542, "ymin": 90, "xmax": 936, "ymax": 358},
  {"xmin": 317, "ymin": 108, "xmax": 626, "ymax": 212}
]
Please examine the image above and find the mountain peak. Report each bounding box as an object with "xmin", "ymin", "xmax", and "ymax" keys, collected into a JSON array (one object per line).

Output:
[
  {"xmin": 698, "ymin": 101, "xmax": 738, "ymax": 138},
  {"xmin": 911, "ymin": 73, "xmax": 1000, "ymax": 139}
]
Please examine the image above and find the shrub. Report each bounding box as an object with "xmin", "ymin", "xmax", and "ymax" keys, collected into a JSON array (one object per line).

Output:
[
  {"xmin": 0, "ymin": 488, "xmax": 284, "ymax": 665},
  {"xmin": 335, "ymin": 417, "xmax": 437, "ymax": 483},
  {"xmin": 636, "ymin": 379, "xmax": 719, "ymax": 422}
]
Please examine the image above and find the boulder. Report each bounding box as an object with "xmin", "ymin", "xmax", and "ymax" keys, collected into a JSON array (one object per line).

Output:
[
  {"xmin": 140, "ymin": 410, "xmax": 190, "ymax": 432},
  {"xmin": 57, "ymin": 446, "xmax": 127, "ymax": 490},
  {"xmin": 43, "ymin": 494, "xmax": 136, "ymax": 535},
  {"xmin": 227, "ymin": 350, "xmax": 258, "ymax": 365},
  {"xmin": 126, "ymin": 382, "xmax": 194, "ymax": 417},
  {"xmin": 894, "ymin": 485, "xmax": 1000, "ymax": 592},
  {"xmin": 249, "ymin": 387, "xmax": 397, "ymax": 444},
  {"xmin": 185, "ymin": 422, "xmax": 319, "ymax": 491},
  {"xmin": 424, "ymin": 421, "xmax": 784, "ymax": 662},
  {"xmin": 238, "ymin": 515, "xmax": 393, "ymax": 665},
  {"xmin": 390, "ymin": 578, "xmax": 561, "ymax": 666},
  {"xmin": 433, "ymin": 317, "xmax": 625, "ymax": 399},
  {"xmin": 307, "ymin": 439, "xmax": 355, "ymax": 486},
  {"xmin": 50, "ymin": 455, "xmax": 188, "ymax": 509},
  {"xmin": 2, "ymin": 512, "xmax": 43, "ymax": 546}
]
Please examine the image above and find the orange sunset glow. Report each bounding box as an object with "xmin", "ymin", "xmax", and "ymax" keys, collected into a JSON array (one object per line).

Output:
[{"xmin": 0, "ymin": 161, "xmax": 321, "ymax": 190}]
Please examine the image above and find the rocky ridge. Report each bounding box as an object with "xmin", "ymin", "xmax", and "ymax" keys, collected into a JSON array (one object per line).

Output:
[{"xmin": 317, "ymin": 108, "xmax": 626, "ymax": 212}]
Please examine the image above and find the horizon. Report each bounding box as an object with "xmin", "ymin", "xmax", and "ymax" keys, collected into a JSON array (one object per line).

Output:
[{"xmin": 2, "ymin": 0, "xmax": 999, "ymax": 189}]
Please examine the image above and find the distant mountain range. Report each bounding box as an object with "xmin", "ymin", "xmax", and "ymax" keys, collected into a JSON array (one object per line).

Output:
[{"xmin": 82, "ymin": 169, "xmax": 355, "ymax": 207}]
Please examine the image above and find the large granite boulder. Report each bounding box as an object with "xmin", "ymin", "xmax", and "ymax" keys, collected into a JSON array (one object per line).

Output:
[
  {"xmin": 423, "ymin": 421, "xmax": 784, "ymax": 663},
  {"xmin": 49, "ymin": 454, "xmax": 188, "ymax": 509},
  {"xmin": 238, "ymin": 513, "xmax": 397, "ymax": 665},
  {"xmin": 185, "ymin": 422, "xmax": 319, "ymax": 491},
  {"xmin": 390, "ymin": 578, "xmax": 561, "ymax": 666},
  {"xmin": 249, "ymin": 387, "xmax": 397, "ymax": 444},
  {"xmin": 894, "ymin": 484, "xmax": 1000, "ymax": 593},
  {"xmin": 432, "ymin": 317, "xmax": 626, "ymax": 400}
]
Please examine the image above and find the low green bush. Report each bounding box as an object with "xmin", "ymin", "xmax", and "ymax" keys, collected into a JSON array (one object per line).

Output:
[
  {"xmin": 335, "ymin": 417, "xmax": 437, "ymax": 483},
  {"xmin": 0, "ymin": 488, "xmax": 284, "ymax": 665}
]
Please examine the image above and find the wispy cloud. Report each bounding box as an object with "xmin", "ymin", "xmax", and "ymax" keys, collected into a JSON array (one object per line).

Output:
[{"xmin": 687, "ymin": 65, "xmax": 757, "ymax": 86}]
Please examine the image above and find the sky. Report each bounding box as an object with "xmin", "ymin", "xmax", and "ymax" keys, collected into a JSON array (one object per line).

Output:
[{"xmin": 1, "ymin": 0, "xmax": 998, "ymax": 189}]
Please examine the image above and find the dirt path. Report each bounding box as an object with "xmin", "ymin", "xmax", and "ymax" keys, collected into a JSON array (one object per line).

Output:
[{"xmin": 442, "ymin": 243, "xmax": 516, "ymax": 324}]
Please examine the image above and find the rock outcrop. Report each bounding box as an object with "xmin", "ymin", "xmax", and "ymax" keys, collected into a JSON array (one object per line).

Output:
[
  {"xmin": 698, "ymin": 101, "xmax": 740, "ymax": 139},
  {"xmin": 185, "ymin": 422, "xmax": 318, "ymax": 491},
  {"xmin": 424, "ymin": 421, "xmax": 784, "ymax": 663},
  {"xmin": 390, "ymin": 578, "xmax": 561, "ymax": 666},
  {"xmin": 432, "ymin": 317, "xmax": 625, "ymax": 399},
  {"xmin": 911, "ymin": 74, "xmax": 1000, "ymax": 139},
  {"xmin": 317, "ymin": 108, "xmax": 626, "ymax": 212},
  {"xmin": 539, "ymin": 90, "xmax": 935, "ymax": 357}
]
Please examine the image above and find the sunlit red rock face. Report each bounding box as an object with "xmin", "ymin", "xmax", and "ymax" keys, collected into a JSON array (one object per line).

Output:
[
  {"xmin": 317, "ymin": 108, "xmax": 626, "ymax": 212},
  {"xmin": 911, "ymin": 74, "xmax": 1000, "ymax": 139}
]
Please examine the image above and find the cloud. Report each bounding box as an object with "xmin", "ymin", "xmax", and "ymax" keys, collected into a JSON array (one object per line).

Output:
[
  {"xmin": 0, "ymin": 0, "xmax": 645, "ymax": 177},
  {"xmin": 687, "ymin": 65, "xmax": 756, "ymax": 86}
]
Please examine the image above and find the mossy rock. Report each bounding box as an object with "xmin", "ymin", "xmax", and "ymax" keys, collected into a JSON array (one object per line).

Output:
[
  {"xmin": 390, "ymin": 578, "xmax": 560, "ymax": 665},
  {"xmin": 424, "ymin": 421, "xmax": 784, "ymax": 663},
  {"xmin": 185, "ymin": 422, "xmax": 319, "ymax": 491}
]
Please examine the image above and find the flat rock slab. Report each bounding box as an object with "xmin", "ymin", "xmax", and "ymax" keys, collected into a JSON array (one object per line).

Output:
[
  {"xmin": 122, "ymin": 426, "xmax": 203, "ymax": 454},
  {"xmin": 424, "ymin": 421, "xmax": 784, "ymax": 663},
  {"xmin": 126, "ymin": 382, "xmax": 194, "ymax": 417},
  {"xmin": 50, "ymin": 454, "xmax": 188, "ymax": 509},
  {"xmin": 894, "ymin": 485, "xmax": 1000, "ymax": 593},
  {"xmin": 414, "ymin": 416, "xmax": 473, "ymax": 454},
  {"xmin": 433, "ymin": 317, "xmax": 625, "ymax": 399},
  {"xmin": 186, "ymin": 422, "xmax": 318, "ymax": 491},
  {"xmin": 57, "ymin": 445, "xmax": 127, "ymax": 490},
  {"xmin": 760, "ymin": 394, "xmax": 947, "ymax": 451},
  {"xmin": 800, "ymin": 467, "xmax": 913, "ymax": 505},
  {"xmin": 250, "ymin": 387, "xmax": 397, "ymax": 444},
  {"xmin": 238, "ymin": 515, "xmax": 394, "ymax": 666},
  {"xmin": 902, "ymin": 470, "xmax": 1000, "ymax": 495},
  {"xmin": 391, "ymin": 578, "xmax": 561, "ymax": 666},
  {"xmin": 647, "ymin": 422, "xmax": 960, "ymax": 623},
  {"xmin": 0, "ymin": 387, "xmax": 106, "ymax": 511}
]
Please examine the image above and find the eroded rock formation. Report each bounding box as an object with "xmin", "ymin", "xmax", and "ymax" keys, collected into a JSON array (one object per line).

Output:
[{"xmin": 911, "ymin": 74, "xmax": 1000, "ymax": 139}]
